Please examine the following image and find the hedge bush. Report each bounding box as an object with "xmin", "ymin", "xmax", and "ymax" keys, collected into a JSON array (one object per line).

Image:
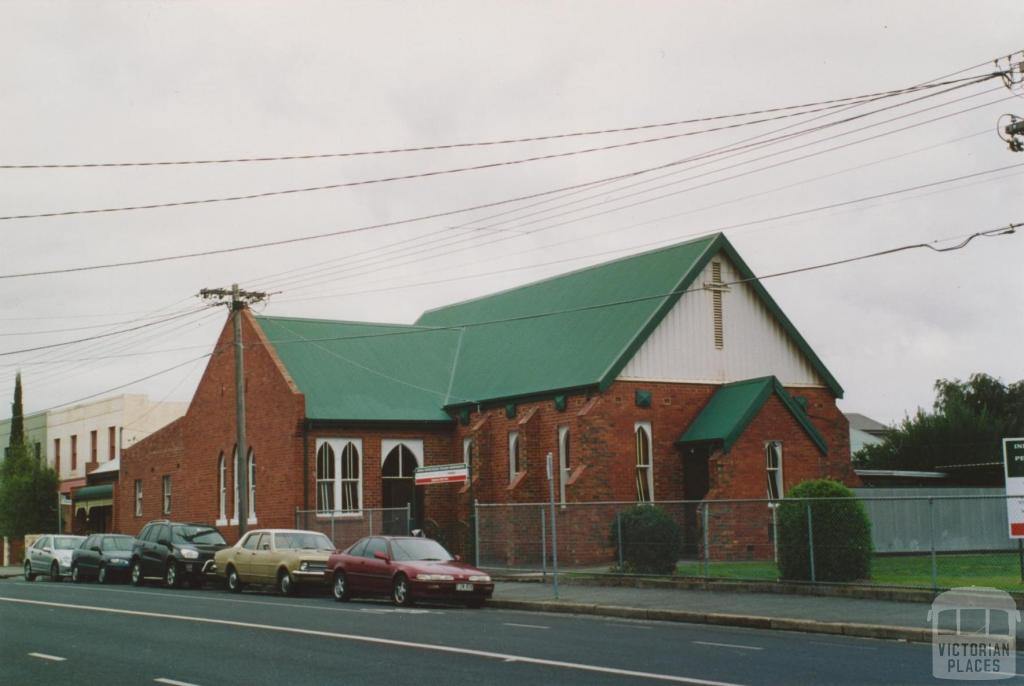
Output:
[
  {"xmin": 610, "ymin": 505, "xmax": 682, "ymax": 574},
  {"xmin": 777, "ymin": 479, "xmax": 872, "ymax": 582}
]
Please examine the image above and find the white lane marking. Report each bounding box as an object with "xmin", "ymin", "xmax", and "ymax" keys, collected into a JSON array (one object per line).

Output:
[
  {"xmin": 155, "ymin": 679, "xmax": 201, "ymax": 686},
  {"xmin": 693, "ymin": 641, "xmax": 763, "ymax": 651},
  {"xmin": 504, "ymin": 622, "xmax": 549, "ymax": 630},
  {"xmin": 1, "ymin": 597, "xmax": 743, "ymax": 686},
  {"xmin": 29, "ymin": 652, "xmax": 66, "ymax": 661},
  {"xmin": 10, "ymin": 580, "xmax": 410, "ymax": 615}
]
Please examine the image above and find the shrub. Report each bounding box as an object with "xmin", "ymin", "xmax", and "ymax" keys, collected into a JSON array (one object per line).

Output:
[
  {"xmin": 610, "ymin": 505, "xmax": 682, "ymax": 574},
  {"xmin": 777, "ymin": 479, "xmax": 872, "ymax": 582}
]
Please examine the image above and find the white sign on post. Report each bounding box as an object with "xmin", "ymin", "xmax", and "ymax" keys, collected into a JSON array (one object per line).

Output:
[
  {"xmin": 1002, "ymin": 438, "xmax": 1024, "ymax": 538},
  {"xmin": 414, "ymin": 463, "xmax": 468, "ymax": 486}
]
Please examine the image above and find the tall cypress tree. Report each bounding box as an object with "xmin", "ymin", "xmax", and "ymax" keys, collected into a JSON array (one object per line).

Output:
[{"xmin": 9, "ymin": 372, "xmax": 24, "ymax": 450}]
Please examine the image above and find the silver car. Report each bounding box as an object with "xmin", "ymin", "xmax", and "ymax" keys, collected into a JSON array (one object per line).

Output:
[{"xmin": 24, "ymin": 534, "xmax": 86, "ymax": 581}]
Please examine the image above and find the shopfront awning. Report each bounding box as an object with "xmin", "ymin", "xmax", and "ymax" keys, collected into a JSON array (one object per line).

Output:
[{"xmin": 73, "ymin": 483, "xmax": 113, "ymax": 514}]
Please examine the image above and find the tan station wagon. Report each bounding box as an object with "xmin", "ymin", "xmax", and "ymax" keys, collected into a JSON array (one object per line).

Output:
[{"xmin": 214, "ymin": 529, "xmax": 335, "ymax": 595}]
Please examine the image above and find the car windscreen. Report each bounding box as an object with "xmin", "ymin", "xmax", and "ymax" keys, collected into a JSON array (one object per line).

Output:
[
  {"xmin": 54, "ymin": 537, "xmax": 82, "ymax": 550},
  {"xmin": 274, "ymin": 532, "xmax": 334, "ymax": 551},
  {"xmin": 101, "ymin": 536, "xmax": 133, "ymax": 551},
  {"xmin": 390, "ymin": 539, "xmax": 453, "ymax": 562},
  {"xmin": 172, "ymin": 526, "xmax": 226, "ymax": 545}
]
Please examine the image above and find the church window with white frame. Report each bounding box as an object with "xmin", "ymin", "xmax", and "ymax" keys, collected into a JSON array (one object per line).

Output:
[{"xmin": 635, "ymin": 422, "xmax": 653, "ymax": 503}]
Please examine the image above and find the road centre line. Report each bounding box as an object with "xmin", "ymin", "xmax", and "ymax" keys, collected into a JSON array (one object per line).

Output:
[
  {"xmin": 504, "ymin": 623, "xmax": 549, "ymax": 629},
  {"xmin": 693, "ymin": 641, "xmax": 763, "ymax": 651},
  {"xmin": 28, "ymin": 652, "xmax": 66, "ymax": 661},
  {"xmin": 155, "ymin": 679, "xmax": 201, "ymax": 686},
  {"xmin": 0, "ymin": 597, "xmax": 744, "ymax": 686}
]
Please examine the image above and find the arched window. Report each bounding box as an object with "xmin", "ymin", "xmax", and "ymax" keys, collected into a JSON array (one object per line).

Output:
[
  {"xmin": 508, "ymin": 431, "xmax": 520, "ymax": 482},
  {"xmin": 232, "ymin": 446, "xmax": 239, "ymax": 523},
  {"xmin": 635, "ymin": 423, "xmax": 653, "ymax": 503},
  {"xmin": 340, "ymin": 442, "xmax": 360, "ymax": 513},
  {"xmin": 315, "ymin": 438, "xmax": 362, "ymax": 515},
  {"xmin": 558, "ymin": 426, "xmax": 570, "ymax": 504},
  {"xmin": 463, "ymin": 437, "xmax": 473, "ymax": 466},
  {"xmin": 316, "ymin": 442, "xmax": 336, "ymax": 512},
  {"xmin": 383, "ymin": 443, "xmax": 418, "ymax": 478},
  {"xmin": 218, "ymin": 452, "xmax": 226, "ymax": 522},
  {"xmin": 247, "ymin": 449, "xmax": 256, "ymax": 523}
]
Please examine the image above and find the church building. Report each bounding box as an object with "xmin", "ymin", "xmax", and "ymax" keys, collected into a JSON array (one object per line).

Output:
[{"xmin": 115, "ymin": 233, "xmax": 855, "ymax": 563}]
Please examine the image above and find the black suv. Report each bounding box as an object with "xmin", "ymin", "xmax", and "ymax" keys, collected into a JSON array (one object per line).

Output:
[{"xmin": 130, "ymin": 520, "xmax": 227, "ymax": 589}]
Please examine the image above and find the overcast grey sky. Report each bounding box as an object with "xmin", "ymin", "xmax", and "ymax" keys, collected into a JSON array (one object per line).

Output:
[{"xmin": 2, "ymin": 1, "xmax": 1022, "ymax": 426}]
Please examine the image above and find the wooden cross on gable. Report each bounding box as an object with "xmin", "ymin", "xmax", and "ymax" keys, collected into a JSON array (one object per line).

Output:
[{"xmin": 702, "ymin": 261, "xmax": 729, "ymax": 350}]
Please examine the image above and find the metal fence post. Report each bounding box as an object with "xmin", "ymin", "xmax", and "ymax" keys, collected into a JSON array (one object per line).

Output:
[
  {"xmin": 541, "ymin": 507, "xmax": 547, "ymax": 582},
  {"xmin": 407, "ymin": 503, "xmax": 412, "ymax": 535},
  {"xmin": 929, "ymin": 497, "xmax": 938, "ymax": 592},
  {"xmin": 547, "ymin": 452, "xmax": 559, "ymax": 599},
  {"xmin": 330, "ymin": 511, "xmax": 335, "ymax": 547},
  {"xmin": 473, "ymin": 499, "xmax": 480, "ymax": 568},
  {"xmin": 702, "ymin": 502, "xmax": 710, "ymax": 577},
  {"xmin": 368, "ymin": 509, "xmax": 374, "ymax": 537},
  {"xmin": 806, "ymin": 502, "xmax": 816, "ymax": 583},
  {"xmin": 294, "ymin": 506, "xmax": 299, "ymax": 529},
  {"xmin": 616, "ymin": 511, "xmax": 624, "ymax": 572}
]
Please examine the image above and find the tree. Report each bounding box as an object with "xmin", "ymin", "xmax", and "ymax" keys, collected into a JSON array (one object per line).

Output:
[
  {"xmin": 854, "ymin": 373, "xmax": 1024, "ymax": 471},
  {"xmin": 0, "ymin": 374, "xmax": 58, "ymax": 538}
]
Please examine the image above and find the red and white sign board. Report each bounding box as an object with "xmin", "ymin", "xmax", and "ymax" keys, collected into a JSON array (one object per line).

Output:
[
  {"xmin": 414, "ymin": 463, "xmax": 469, "ymax": 486},
  {"xmin": 1003, "ymin": 438, "xmax": 1024, "ymax": 538}
]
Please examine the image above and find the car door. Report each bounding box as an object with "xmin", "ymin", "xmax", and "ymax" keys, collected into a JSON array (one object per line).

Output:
[
  {"xmin": 339, "ymin": 538, "xmax": 368, "ymax": 592},
  {"xmin": 362, "ymin": 538, "xmax": 392, "ymax": 594},
  {"xmin": 250, "ymin": 533, "xmax": 275, "ymax": 582},
  {"xmin": 78, "ymin": 535, "xmax": 97, "ymax": 576},
  {"xmin": 29, "ymin": 537, "xmax": 48, "ymax": 574},
  {"xmin": 147, "ymin": 524, "xmax": 171, "ymax": 575},
  {"xmin": 232, "ymin": 532, "xmax": 259, "ymax": 580}
]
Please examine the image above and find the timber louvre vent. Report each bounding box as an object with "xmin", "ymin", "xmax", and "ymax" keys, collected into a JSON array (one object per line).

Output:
[{"xmin": 712, "ymin": 261, "xmax": 724, "ymax": 349}]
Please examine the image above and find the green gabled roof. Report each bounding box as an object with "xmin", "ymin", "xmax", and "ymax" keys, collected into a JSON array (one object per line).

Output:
[
  {"xmin": 417, "ymin": 233, "xmax": 842, "ymax": 405},
  {"xmin": 677, "ymin": 376, "xmax": 828, "ymax": 454},
  {"xmin": 256, "ymin": 316, "xmax": 460, "ymax": 422},
  {"xmin": 416, "ymin": 235, "xmax": 719, "ymax": 404}
]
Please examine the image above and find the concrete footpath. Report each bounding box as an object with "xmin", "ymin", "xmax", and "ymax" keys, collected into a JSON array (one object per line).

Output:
[
  {"xmin": 490, "ymin": 580, "xmax": 952, "ymax": 643},
  {"xmin": 0, "ymin": 564, "xmax": 956, "ymax": 643}
]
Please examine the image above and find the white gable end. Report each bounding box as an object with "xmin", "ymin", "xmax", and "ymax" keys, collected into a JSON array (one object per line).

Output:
[{"xmin": 618, "ymin": 251, "xmax": 824, "ymax": 387}]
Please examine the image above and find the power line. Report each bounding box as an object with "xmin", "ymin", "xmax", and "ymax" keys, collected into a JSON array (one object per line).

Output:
[
  {"xmin": 0, "ymin": 306, "xmax": 215, "ymax": 357},
  {"xmin": 4, "ymin": 81, "xmax": 995, "ymax": 223},
  {"xmin": 258, "ymin": 224, "xmax": 1018, "ymax": 347},
  {"xmin": 1, "ymin": 76, "xmax": 999, "ymax": 282},
  {"xmin": 1, "ymin": 75, "xmax": 997, "ymax": 170}
]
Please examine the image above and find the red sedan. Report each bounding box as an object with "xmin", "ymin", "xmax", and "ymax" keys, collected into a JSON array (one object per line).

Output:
[{"xmin": 326, "ymin": 536, "xmax": 493, "ymax": 608}]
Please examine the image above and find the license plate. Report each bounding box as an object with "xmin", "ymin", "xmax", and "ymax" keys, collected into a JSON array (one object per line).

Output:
[
  {"xmin": 185, "ymin": 563, "xmax": 193, "ymax": 572},
  {"xmin": 456, "ymin": 583, "xmax": 473, "ymax": 592}
]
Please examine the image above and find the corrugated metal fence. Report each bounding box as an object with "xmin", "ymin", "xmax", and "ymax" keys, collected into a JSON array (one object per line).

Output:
[{"xmin": 852, "ymin": 488, "xmax": 1014, "ymax": 553}]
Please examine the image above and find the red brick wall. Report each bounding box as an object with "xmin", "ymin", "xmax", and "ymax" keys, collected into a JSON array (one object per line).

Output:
[{"xmin": 117, "ymin": 310, "xmax": 307, "ymax": 544}]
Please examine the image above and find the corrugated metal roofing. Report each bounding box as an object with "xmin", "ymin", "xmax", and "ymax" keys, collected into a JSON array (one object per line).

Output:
[
  {"xmin": 255, "ymin": 233, "xmax": 842, "ymax": 422},
  {"xmin": 256, "ymin": 317, "xmax": 459, "ymax": 422},
  {"xmin": 416, "ymin": 235, "xmax": 719, "ymax": 403},
  {"xmin": 677, "ymin": 376, "xmax": 827, "ymax": 454}
]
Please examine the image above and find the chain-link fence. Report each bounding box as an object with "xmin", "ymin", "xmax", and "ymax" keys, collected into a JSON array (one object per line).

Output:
[
  {"xmin": 295, "ymin": 506, "xmax": 412, "ymax": 550},
  {"xmin": 474, "ymin": 494, "xmax": 1024, "ymax": 592}
]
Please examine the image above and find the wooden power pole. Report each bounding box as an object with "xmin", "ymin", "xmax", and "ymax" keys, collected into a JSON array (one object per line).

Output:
[{"xmin": 199, "ymin": 284, "xmax": 267, "ymax": 539}]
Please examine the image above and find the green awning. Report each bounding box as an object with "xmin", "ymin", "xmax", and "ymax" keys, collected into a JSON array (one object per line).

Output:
[
  {"xmin": 677, "ymin": 376, "xmax": 827, "ymax": 454},
  {"xmin": 74, "ymin": 484, "xmax": 113, "ymax": 501}
]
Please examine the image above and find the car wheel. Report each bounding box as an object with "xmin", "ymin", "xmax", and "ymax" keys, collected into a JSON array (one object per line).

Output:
[
  {"xmin": 50, "ymin": 561, "xmax": 61, "ymax": 582},
  {"xmin": 278, "ymin": 570, "xmax": 294, "ymax": 596},
  {"xmin": 392, "ymin": 574, "xmax": 414, "ymax": 607},
  {"xmin": 98, "ymin": 565, "xmax": 108, "ymax": 585},
  {"xmin": 226, "ymin": 566, "xmax": 243, "ymax": 593},
  {"xmin": 165, "ymin": 561, "xmax": 180, "ymax": 589},
  {"xmin": 23, "ymin": 560, "xmax": 35, "ymax": 582},
  {"xmin": 130, "ymin": 560, "xmax": 145, "ymax": 586},
  {"xmin": 71, "ymin": 564, "xmax": 81, "ymax": 583},
  {"xmin": 332, "ymin": 571, "xmax": 349, "ymax": 602}
]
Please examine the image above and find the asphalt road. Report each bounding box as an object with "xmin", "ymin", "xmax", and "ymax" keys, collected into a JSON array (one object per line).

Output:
[{"xmin": 0, "ymin": 577, "xmax": 991, "ymax": 685}]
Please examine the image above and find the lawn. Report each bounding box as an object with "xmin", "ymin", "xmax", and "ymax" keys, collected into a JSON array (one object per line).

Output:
[{"xmin": 675, "ymin": 552, "xmax": 1024, "ymax": 592}]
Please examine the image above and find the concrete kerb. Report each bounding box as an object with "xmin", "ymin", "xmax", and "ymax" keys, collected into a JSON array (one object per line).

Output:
[{"xmin": 488, "ymin": 599, "xmax": 938, "ymax": 644}]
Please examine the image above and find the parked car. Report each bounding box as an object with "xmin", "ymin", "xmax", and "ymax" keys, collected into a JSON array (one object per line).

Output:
[
  {"xmin": 326, "ymin": 536, "xmax": 493, "ymax": 607},
  {"xmin": 71, "ymin": 534, "xmax": 135, "ymax": 584},
  {"xmin": 130, "ymin": 520, "xmax": 227, "ymax": 589},
  {"xmin": 24, "ymin": 534, "xmax": 86, "ymax": 582},
  {"xmin": 215, "ymin": 528, "xmax": 335, "ymax": 595}
]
